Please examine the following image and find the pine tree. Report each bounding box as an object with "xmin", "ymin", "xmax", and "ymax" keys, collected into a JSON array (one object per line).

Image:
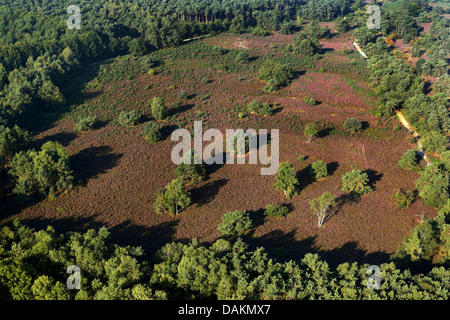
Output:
[{"xmin": 274, "ymin": 162, "xmax": 298, "ymax": 199}]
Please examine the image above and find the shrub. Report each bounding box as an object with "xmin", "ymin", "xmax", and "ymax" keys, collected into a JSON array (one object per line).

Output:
[
  {"xmin": 247, "ymin": 100, "xmax": 261, "ymax": 113},
  {"xmin": 264, "ymin": 204, "xmax": 289, "ymax": 218},
  {"xmin": 343, "ymin": 118, "xmax": 363, "ymax": 133},
  {"xmin": 259, "ymin": 102, "xmax": 273, "ymax": 116},
  {"xmin": 393, "ymin": 189, "xmax": 415, "ymax": 209},
  {"xmin": 304, "ymin": 123, "xmax": 318, "ymax": 142},
  {"xmin": 275, "ymin": 162, "xmax": 298, "ymax": 199},
  {"xmin": 235, "ymin": 50, "xmax": 250, "ymax": 63},
  {"xmin": 177, "ymin": 90, "xmax": 188, "ymax": 101},
  {"xmin": 218, "ymin": 210, "xmax": 253, "ymax": 237},
  {"xmin": 118, "ymin": 110, "xmax": 141, "ymax": 126},
  {"xmin": 141, "ymin": 121, "xmax": 161, "ymax": 144},
  {"xmin": 151, "ymin": 97, "xmax": 167, "ymax": 120},
  {"xmin": 74, "ymin": 115, "xmax": 97, "ymax": 132},
  {"xmin": 258, "ymin": 60, "xmax": 292, "ymax": 91},
  {"xmin": 304, "ymin": 96, "xmax": 317, "ymax": 106},
  {"xmin": 311, "ymin": 160, "xmax": 328, "ymax": 179}
]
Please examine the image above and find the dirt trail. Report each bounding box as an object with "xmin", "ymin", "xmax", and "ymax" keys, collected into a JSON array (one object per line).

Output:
[{"xmin": 354, "ymin": 38, "xmax": 430, "ymax": 166}]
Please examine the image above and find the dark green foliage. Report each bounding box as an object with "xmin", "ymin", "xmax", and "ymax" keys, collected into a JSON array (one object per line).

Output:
[
  {"xmin": 118, "ymin": 110, "xmax": 141, "ymax": 126},
  {"xmin": 258, "ymin": 60, "xmax": 293, "ymax": 92},
  {"xmin": 311, "ymin": 160, "xmax": 328, "ymax": 179},
  {"xmin": 421, "ymin": 131, "xmax": 447, "ymax": 155},
  {"xmin": 141, "ymin": 121, "xmax": 161, "ymax": 144},
  {"xmin": 398, "ymin": 150, "xmax": 418, "ymax": 171},
  {"xmin": 264, "ymin": 204, "xmax": 289, "ymax": 218},
  {"xmin": 218, "ymin": 210, "xmax": 253, "ymax": 237},
  {"xmin": 0, "ymin": 124, "xmax": 32, "ymax": 168},
  {"xmin": 154, "ymin": 178, "xmax": 191, "ymax": 215},
  {"xmin": 341, "ymin": 169, "xmax": 372, "ymax": 195},
  {"xmin": 275, "ymin": 162, "xmax": 298, "ymax": 199},
  {"xmin": 8, "ymin": 141, "xmax": 73, "ymax": 197},
  {"xmin": 304, "ymin": 123, "xmax": 318, "ymax": 142},
  {"xmin": 343, "ymin": 118, "xmax": 362, "ymax": 133},
  {"xmin": 303, "ymin": 96, "xmax": 317, "ymax": 106},
  {"xmin": 393, "ymin": 189, "xmax": 415, "ymax": 209},
  {"xmin": 247, "ymin": 100, "xmax": 273, "ymax": 116},
  {"xmin": 174, "ymin": 150, "xmax": 206, "ymax": 186},
  {"xmin": 74, "ymin": 115, "xmax": 97, "ymax": 132},
  {"xmin": 415, "ymin": 165, "xmax": 449, "ymax": 208},
  {"xmin": 177, "ymin": 90, "xmax": 188, "ymax": 102}
]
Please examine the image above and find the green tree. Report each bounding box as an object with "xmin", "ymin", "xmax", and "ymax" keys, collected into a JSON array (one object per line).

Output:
[
  {"xmin": 174, "ymin": 150, "xmax": 206, "ymax": 186},
  {"xmin": 274, "ymin": 162, "xmax": 298, "ymax": 199},
  {"xmin": 393, "ymin": 189, "xmax": 415, "ymax": 209},
  {"xmin": 0, "ymin": 125, "xmax": 32, "ymax": 168},
  {"xmin": 8, "ymin": 141, "xmax": 74, "ymax": 197},
  {"xmin": 415, "ymin": 164, "xmax": 449, "ymax": 208},
  {"xmin": 310, "ymin": 192, "xmax": 336, "ymax": 227},
  {"xmin": 141, "ymin": 121, "xmax": 162, "ymax": 144},
  {"xmin": 421, "ymin": 131, "xmax": 447, "ymax": 154},
  {"xmin": 74, "ymin": 115, "xmax": 97, "ymax": 132},
  {"xmin": 218, "ymin": 210, "xmax": 253, "ymax": 237},
  {"xmin": 304, "ymin": 123, "xmax": 318, "ymax": 142},
  {"xmin": 311, "ymin": 160, "xmax": 328, "ymax": 179},
  {"xmin": 398, "ymin": 150, "xmax": 418, "ymax": 171},
  {"xmin": 156, "ymin": 178, "xmax": 191, "ymax": 215},
  {"xmin": 343, "ymin": 118, "xmax": 362, "ymax": 133},
  {"xmin": 118, "ymin": 110, "xmax": 141, "ymax": 126},
  {"xmin": 151, "ymin": 97, "xmax": 168, "ymax": 120},
  {"xmin": 264, "ymin": 204, "xmax": 290, "ymax": 218},
  {"xmin": 341, "ymin": 169, "xmax": 372, "ymax": 195}
]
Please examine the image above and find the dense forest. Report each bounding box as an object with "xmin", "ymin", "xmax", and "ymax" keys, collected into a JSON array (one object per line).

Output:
[{"xmin": 0, "ymin": 0, "xmax": 449, "ymax": 300}]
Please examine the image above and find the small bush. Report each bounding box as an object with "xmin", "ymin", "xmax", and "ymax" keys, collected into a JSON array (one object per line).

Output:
[
  {"xmin": 311, "ymin": 160, "xmax": 328, "ymax": 179},
  {"xmin": 264, "ymin": 204, "xmax": 290, "ymax": 217},
  {"xmin": 393, "ymin": 189, "xmax": 415, "ymax": 209},
  {"xmin": 118, "ymin": 110, "xmax": 141, "ymax": 126},
  {"xmin": 304, "ymin": 96, "xmax": 317, "ymax": 106},
  {"xmin": 151, "ymin": 97, "xmax": 167, "ymax": 120},
  {"xmin": 74, "ymin": 115, "xmax": 97, "ymax": 132},
  {"xmin": 218, "ymin": 210, "xmax": 253, "ymax": 237},
  {"xmin": 344, "ymin": 118, "xmax": 363, "ymax": 133},
  {"xmin": 141, "ymin": 121, "xmax": 161, "ymax": 144},
  {"xmin": 177, "ymin": 90, "xmax": 188, "ymax": 101}
]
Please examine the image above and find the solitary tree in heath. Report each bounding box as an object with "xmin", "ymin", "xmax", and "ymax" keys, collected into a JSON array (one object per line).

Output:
[
  {"xmin": 151, "ymin": 97, "xmax": 167, "ymax": 120},
  {"xmin": 304, "ymin": 123, "xmax": 318, "ymax": 142},
  {"xmin": 275, "ymin": 162, "xmax": 298, "ymax": 199},
  {"xmin": 310, "ymin": 191, "xmax": 336, "ymax": 227},
  {"xmin": 154, "ymin": 178, "xmax": 191, "ymax": 215},
  {"xmin": 341, "ymin": 169, "xmax": 372, "ymax": 195}
]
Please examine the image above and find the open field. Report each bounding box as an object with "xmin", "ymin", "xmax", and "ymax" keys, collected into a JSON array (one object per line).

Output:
[{"xmin": 0, "ymin": 32, "xmax": 436, "ymax": 267}]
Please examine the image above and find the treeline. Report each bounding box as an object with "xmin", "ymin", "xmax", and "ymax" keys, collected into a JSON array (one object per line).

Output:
[{"xmin": 0, "ymin": 218, "xmax": 449, "ymax": 300}]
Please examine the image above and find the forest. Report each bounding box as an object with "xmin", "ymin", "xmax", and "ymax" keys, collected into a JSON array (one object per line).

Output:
[{"xmin": 0, "ymin": 0, "xmax": 449, "ymax": 301}]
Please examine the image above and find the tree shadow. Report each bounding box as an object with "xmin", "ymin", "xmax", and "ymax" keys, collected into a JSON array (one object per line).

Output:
[
  {"xmin": 168, "ymin": 104, "xmax": 195, "ymax": 117},
  {"xmin": 31, "ymin": 132, "xmax": 78, "ymax": 149},
  {"xmin": 364, "ymin": 169, "xmax": 383, "ymax": 191},
  {"xmin": 361, "ymin": 121, "xmax": 370, "ymax": 130},
  {"xmin": 160, "ymin": 124, "xmax": 179, "ymax": 140},
  {"xmin": 204, "ymin": 152, "xmax": 229, "ymax": 176},
  {"xmin": 295, "ymin": 164, "xmax": 314, "ymax": 193},
  {"xmin": 190, "ymin": 178, "xmax": 228, "ymax": 206},
  {"xmin": 291, "ymin": 70, "xmax": 306, "ymax": 81},
  {"xmin": 327, "ymin": 161, "xmax": 339, "ymax": 176},
  {"xmin": 317, "ymin": 126, "xmax": 335, "ymax": 138},
  {"xmin": 323, "ymin": 193, "xmax": 360, "ymax": 224},
  {"xmin": 247, "ymin": 208, "xmax": 266, "ymax": 228},
  {"xmin": 70, "ymin": 146, "xmax": 123, "ymax": 186}
]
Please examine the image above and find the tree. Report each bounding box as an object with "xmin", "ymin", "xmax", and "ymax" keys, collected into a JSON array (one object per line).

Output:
[
  {"xmin": 264, "ymin": 204, "xmax": 290, "ymax": 218},
  {"xmin": 258, "ymin": 60, "xmax": 292, "ymax": 92},
  {"xmin": 393, "ymin": 189, "xmax": 415, "ymax": 209},
  {"xmin": 274, "ymin": 162, "xmax": 298, "ymax": 199},
  {"xmin": 174, "ymin": 150, "xmax": 206, "ymax": 185},
  {"xmin": 8, "ymin": 141, "xmax": 74, "ymax": 197},
  {"xmin": 118, "ymin": 110, "xmax": 141, "ymax": 126},
  {"xmin": 398, "ymin": 150, "xmax": 418, "ymax": 171},
  {"xmin": 141, "ymin": 121, "xmax": 162, "ymax": 144},
  {"xmin": 218, "ymin": 210, "xmax": 253, "ymax": 237},
  {"xmin": 415, "ymin": 164, "xmax": 449, "ymax": 208},
  {"xmin": 177, "ymin": 90, "xmax": 188, "ymax": 101},
  {"xmin": 151, "ymin": 97, "xmax": 167, "ymax": 120},
  {"xmin": 421, "ymin": 131, "xmax": 447, "ymax": 154},
  {"xmin": 341, "ymin": 169, "xmax": 372, "ymax": 195},
  {"xmin": 343, "ymin": 118, "xmax": 362, "ymax": 133},
  {"xmin": 0, "ymin": 125, "xmax": 32, "ymax": 168},
  {"xmin": 304, "ymin": 123, "xmax": 318, "ymax": 142},
  {"xmin": 155, "ymin": 178, "xmax": 191, "ymax": 215},
  {"xmin": 310, "ymin": 192, "xmax": 336, "ymax": 227},
  {"xmin": 311, "ymin": 160, "xmax": 328, "ymax": 179},
  {"xmin": 74, "ymin": 115, "xmax": 97, "ymax": 132}
]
